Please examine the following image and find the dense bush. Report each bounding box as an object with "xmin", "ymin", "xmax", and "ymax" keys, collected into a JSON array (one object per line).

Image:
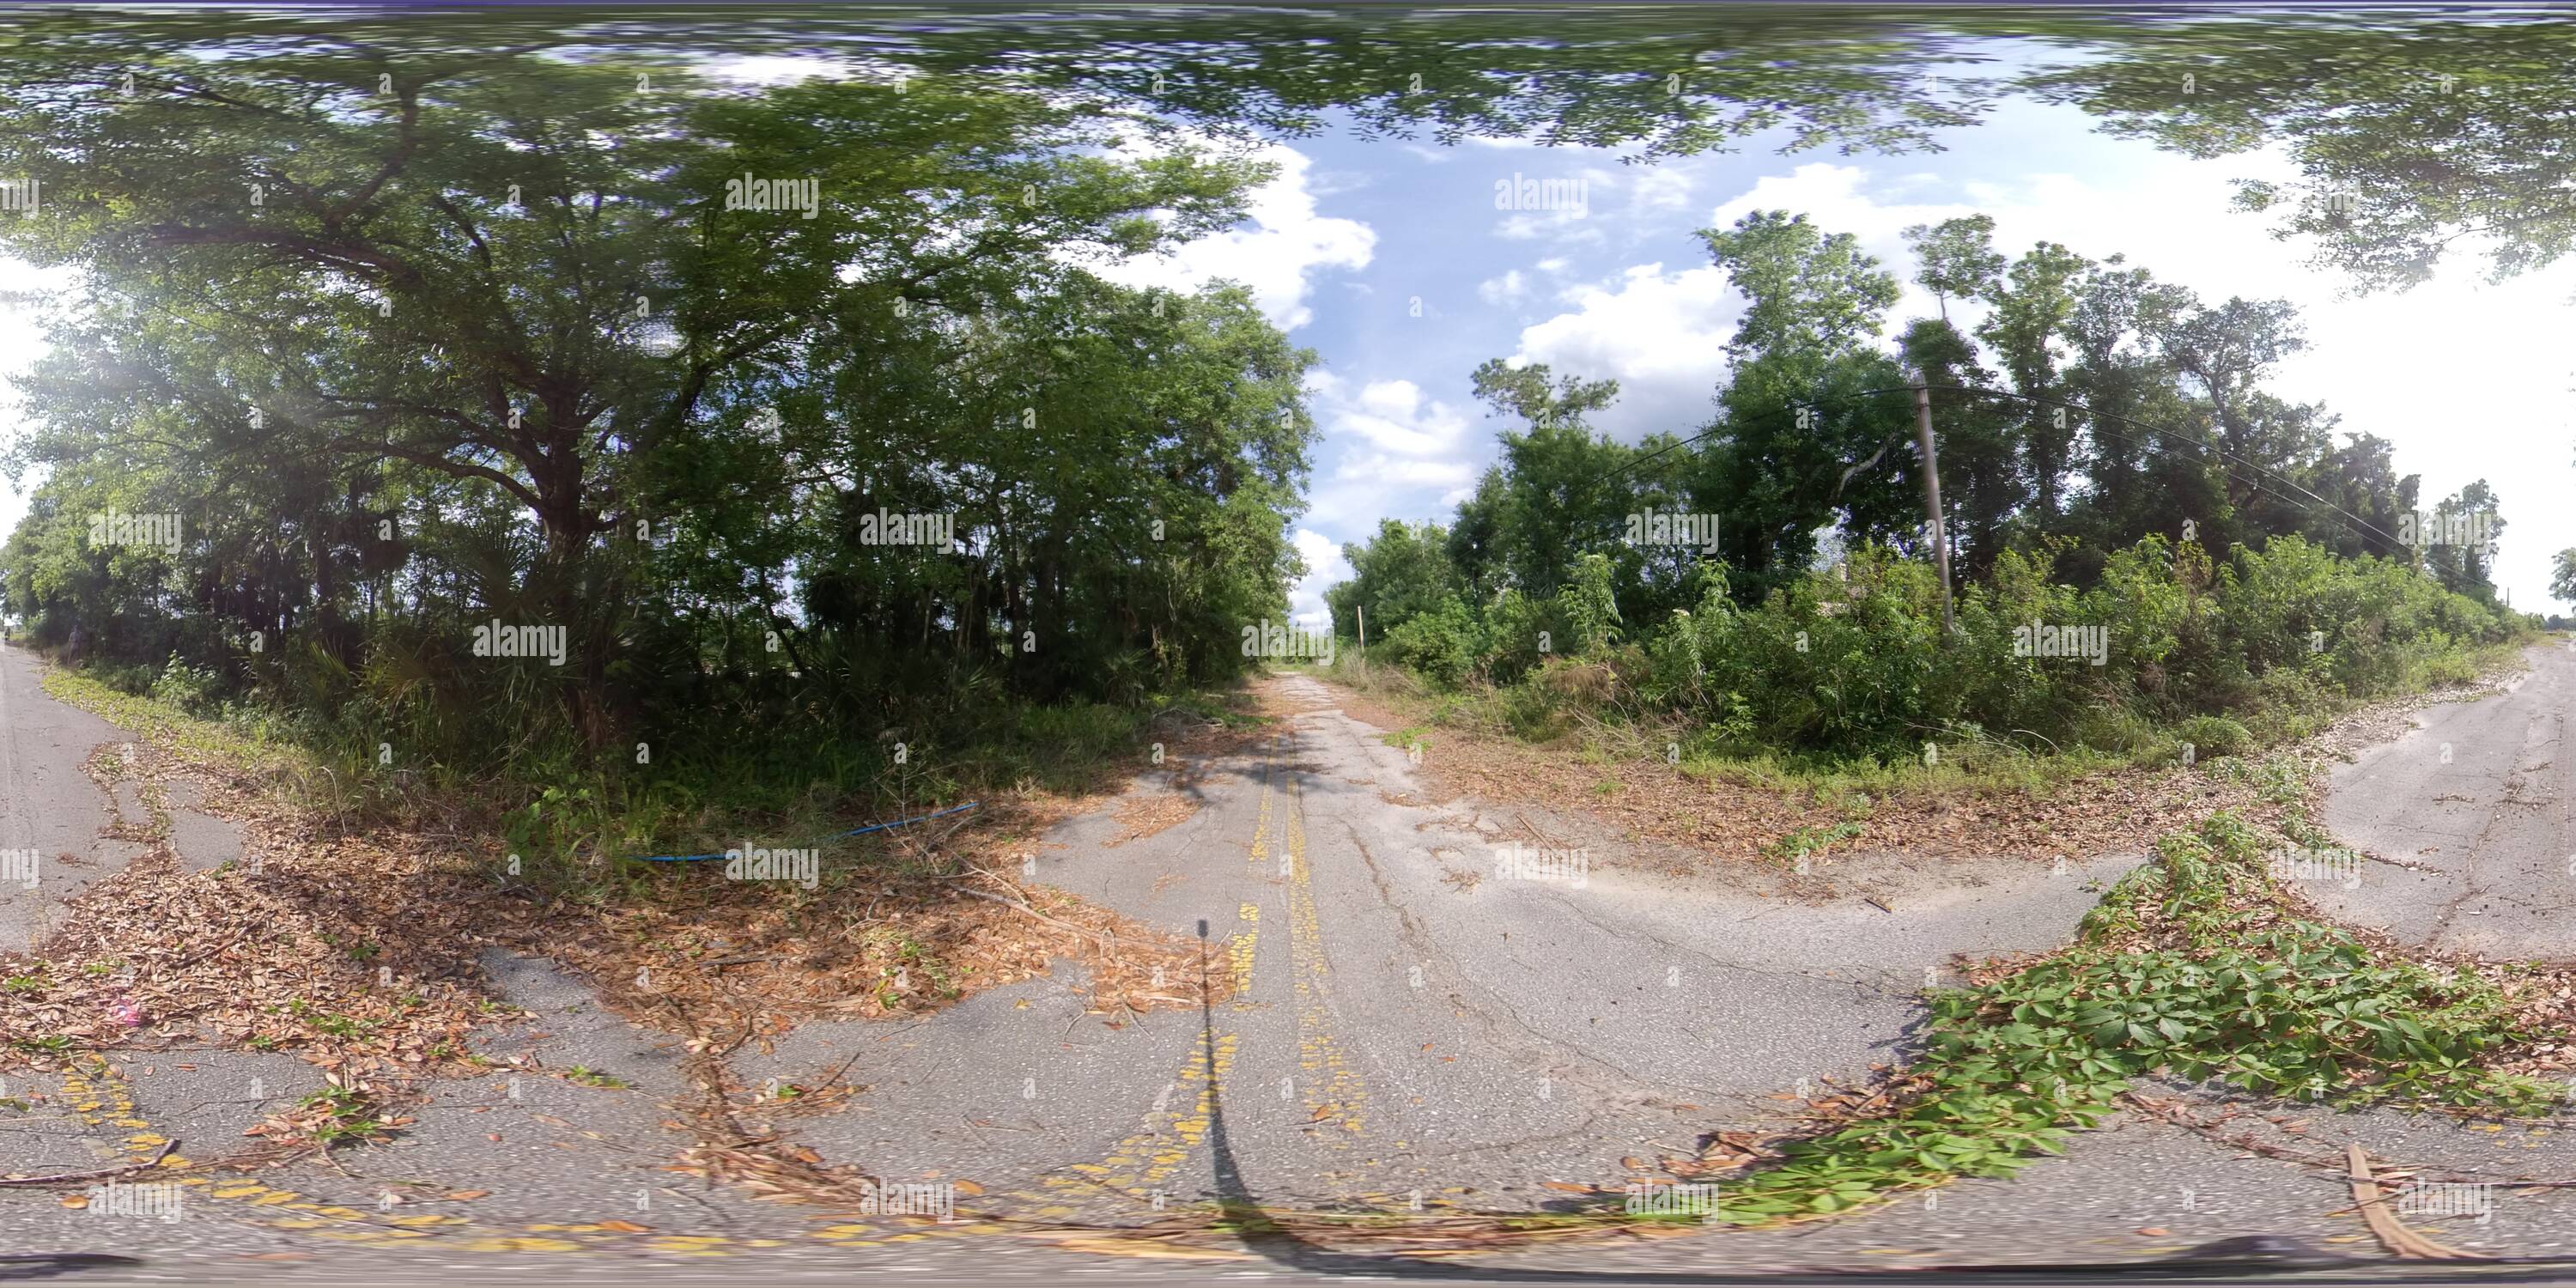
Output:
[
  {"xmin": 1379, "ymin": 596, "xmax": 1484, "ymax": 690},
  {"xmin": 1376, "ymin": 534, "xmax": 2521, "ymax": 764}
]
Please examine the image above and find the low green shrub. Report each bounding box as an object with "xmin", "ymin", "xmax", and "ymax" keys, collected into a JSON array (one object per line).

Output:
[{"xmin": 1375, "ymin": 535, "xmax": 2524, "ymax": 769}]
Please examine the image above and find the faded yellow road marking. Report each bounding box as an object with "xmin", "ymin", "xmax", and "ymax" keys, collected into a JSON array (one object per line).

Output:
[
  {"xmin": 987, "ymin": 738, "xmax": 1302, "ymax": 1226},
  {"xmin": 54, "ymin": 1063, "xmax": 676, "ymax": 1255},
  {"xmin": 1284, "ymin": 775, "xmax": 1370, "ymax": 1144}
]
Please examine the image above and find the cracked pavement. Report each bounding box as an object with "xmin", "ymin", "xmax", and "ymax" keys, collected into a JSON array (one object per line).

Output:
[{"xmin": 2311, "ymin": 643, "xmax": 2576, "ymax": 956}]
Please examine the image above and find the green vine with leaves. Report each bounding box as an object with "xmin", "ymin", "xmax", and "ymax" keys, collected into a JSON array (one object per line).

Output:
[{"xmin": 1698, "ymin": 811, "xmax": 2560, "ymax": 1225}]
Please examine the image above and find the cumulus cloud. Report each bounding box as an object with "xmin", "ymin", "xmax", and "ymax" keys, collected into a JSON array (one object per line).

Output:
[
  {"xmin": 1296, "ymin": 371, "xmax": 1484, "ymax": 542},
  {"xmin": 1310, "ymin": 373, "xmax": 1473, "ymax": 459},
  {"xmin": 1504, "ymin": 262, "xmax": 1741, "ymax": 440},
  {"xmin": 1288, "ymin": 527, "xmax": 1354, "ymax": 630},
  {"xmin": 1093, "ymin": 140, "xmax": 1376, "ymax": 330},
  {"xmin": 1629, "ymin": 164, "xmax": 1696, "ymax": 212},
  {"xmin": 1476, "ymin": 269, "xmax": 1530, "ymax": 306},
  {"xmin": 1500, "ymin": 154, "xmax": 2306, "ymax": 443}
]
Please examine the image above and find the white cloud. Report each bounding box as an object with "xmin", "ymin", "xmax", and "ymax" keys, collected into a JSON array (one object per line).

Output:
[
  {"xmin": 1494, "ymin": 209, "xmax": 1604, "ymax": 246},
  {"xmin": 1501, "ymin": 156, "xmax": 2313, "ymax": 444},
  {"xmin": 696, "ymin": 54, "xmax": 858, "ymax": 85},
  {"xmin": 1696, "ymin": 157, "xmax": 2336, "ymax": 336},
  {"xmin": 1707, "ymin": 162, "xmax": 1964, "ymax": 245},
  {"xmin": 1294, "ymin": 372, "xmax": 1486, "ymax": 552},
  {"xmin": 1289, "ymin": 527, "xmax": 1352, "ymax": 629},
  {"xmin": 1316, "ymin": 375, "xmax": 1473, "ymax": 459},
  {"xmin": 1487, "ymin": 167, "xmax": 1613, "ymax": 244},
  {"xmin": 1093, "ymin": 141, "xmax": 1376, "ymax": 331},
  {"xmin": 1338, "ymin": 452, "xmax": 1474, "ymax": 489},
  {"xmin": 0, "ymin": 259, "xmax": 84, "ymax": 547},
  {"xmin": 1476, "ymin": 269, "xmax": 1530, "ymax": 306},
  {"xmin": 1630, "ymin": 164, "xmax": 1696, "ymax": 212},
  {"xmin": 1506, "ymin": 261, "xmax": 1741, "ymax": 440}
]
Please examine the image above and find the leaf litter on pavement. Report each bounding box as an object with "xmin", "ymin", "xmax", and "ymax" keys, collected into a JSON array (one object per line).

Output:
[{"xmin": 0, "ymin": 671, "xmax": 1241, "ymax": 1183}]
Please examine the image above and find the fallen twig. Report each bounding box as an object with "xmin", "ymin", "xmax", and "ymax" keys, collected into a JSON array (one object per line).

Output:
[
  {"xmin": 0, "ymin": 1140, "xmax": 176, "ymax": 1187},
  {"xmin": 947, "ymin": 873, "xmax": 1119, "ymax": 955},
  {"xmin": 2348, "ymin": 1144, "xmax": 2490, "ymax": 1261}
]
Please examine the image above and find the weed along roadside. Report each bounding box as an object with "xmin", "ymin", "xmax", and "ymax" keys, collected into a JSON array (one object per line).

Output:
[{"xmin": 1675, "ymin": 811, "xmax": 2571, "ymax": 1227}]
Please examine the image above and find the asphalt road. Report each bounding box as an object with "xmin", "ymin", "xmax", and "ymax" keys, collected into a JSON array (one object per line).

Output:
[
  {"xmin": 2312, "ymin": 641, "xmax": 2576, "ymax": 956},
  {"xmin": 0, "ymin": 639, "xmax": 148, "ymax": 952},
  {"xmin": 6, "ymin": 653, "xmax": 2576, "ymax": 1286}
]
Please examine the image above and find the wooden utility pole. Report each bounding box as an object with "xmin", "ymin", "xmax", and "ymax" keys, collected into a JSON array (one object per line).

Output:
[{"xmin": 1912, "ymin": 377, "xmax": 1953, "ymax": 634}]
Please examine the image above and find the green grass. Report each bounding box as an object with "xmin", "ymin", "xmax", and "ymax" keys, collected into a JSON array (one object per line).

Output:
[{"xmin": 39, "ymin": 664, "xmax": 305, "ymax": 779}]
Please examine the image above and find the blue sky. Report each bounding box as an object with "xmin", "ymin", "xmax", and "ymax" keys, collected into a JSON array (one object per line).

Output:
[{"xmin": 1095, "ymin": 94, "xmax": 2576, "ymax": 625}]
